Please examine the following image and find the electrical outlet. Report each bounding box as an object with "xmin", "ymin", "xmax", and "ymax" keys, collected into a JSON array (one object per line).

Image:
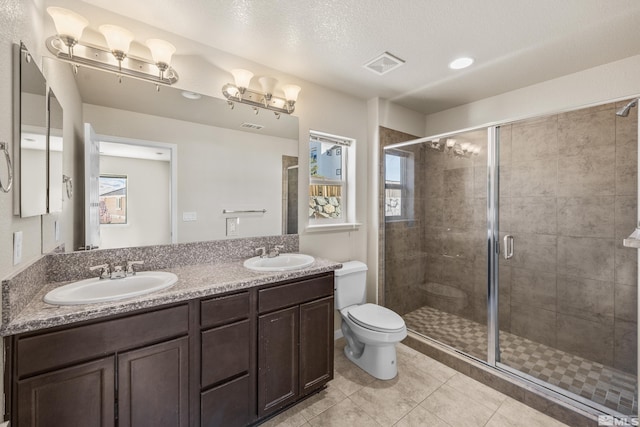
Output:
[
  {"xmin": 226, "ymin": 217, "xmax": 239, "ymax": 236},
  {"xmin": 13, "ymin": 231, "xmax": 23, "ymax": 265},
  {"xmin": 182, "ymin": 212, "xmax": 197, "ymax": 221}
]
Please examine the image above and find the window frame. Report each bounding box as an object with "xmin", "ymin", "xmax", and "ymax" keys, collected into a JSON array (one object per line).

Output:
[
  {"xmin": 384, "ymin": 148, "xmax": 414, "ymax": 222},
  {"xmin": 308, "ymin": 131, "xmax": 354, "ymax": 226}
]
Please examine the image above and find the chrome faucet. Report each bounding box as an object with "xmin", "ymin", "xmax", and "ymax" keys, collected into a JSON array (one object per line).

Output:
[
  {"xmin": 254, "ymin": 245, "xmax": 285, "ymax": 258},
  {"xmin": 89, "ymin": 260, "xmax": 144, "ymax": 279},
  {"xmin": 267, "ymin": 245, "xmax": 285, "ymax": 258},
  {"xmin": 89, "ymin": 263, "xmax": 111, "ymax": 280}
]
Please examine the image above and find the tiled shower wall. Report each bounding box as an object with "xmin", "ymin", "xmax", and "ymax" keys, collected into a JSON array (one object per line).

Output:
[{"xmin": 382, "ymin": 99, "xmax": 638, "ymax": 374}]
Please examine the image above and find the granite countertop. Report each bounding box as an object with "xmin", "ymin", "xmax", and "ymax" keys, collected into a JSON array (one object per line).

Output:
[{"xmin": 1, "ymin": 257, "xmax": 341, "ymax": 336}]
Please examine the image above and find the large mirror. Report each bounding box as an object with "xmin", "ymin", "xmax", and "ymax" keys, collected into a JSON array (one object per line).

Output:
[
  {"xmin": 13, "ymin": 43, "xmax": 48, "ymax": 217},
  {"xmin": 48, "ymin": 89, "xmax": 64, "ymax": 213},
  {"xmin": 65, "ymin": 64, "xmax": 299, "ymax": 250}
]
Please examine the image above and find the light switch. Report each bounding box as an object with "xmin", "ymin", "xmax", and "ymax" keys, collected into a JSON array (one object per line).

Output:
[
  {"xmin": 13, "ymin": 231, "xmax": 23, "ymax": 265},
  {"xmin": 182, "ymin": 212, "xmax": 197, "ymax": 221},
  {"xmin": 226, "ymin": 217, "xmax": 239, "ymax": 236}
]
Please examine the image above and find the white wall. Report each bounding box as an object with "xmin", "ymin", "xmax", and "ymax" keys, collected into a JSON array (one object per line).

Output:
[
  {"xmin": 84, "ymin": 104, "xmax": 298, "ymax": 243},
  {"xmin": 378, "ymin": 99, "xmax": 426, "ymax": 137},
  {"xmin": 424, "ymin": 55, "xmax": 640, "ymax": 136},
  {"xmin": 99, "ymin": 155, "xmax": 170, "ymax": 249}
]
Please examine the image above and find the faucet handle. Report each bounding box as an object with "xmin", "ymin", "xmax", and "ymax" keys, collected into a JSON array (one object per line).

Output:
[
  {"xmin": 126, "ymin": 260, "xmax": 144, "ymax": 275},
  {"xmin": 89, "ymin": 263, "xmax": 110, "ymax": 279},
  {"xmin": 255, "ymin": 247, "xmax": 267, "ymax": 258},
  {"xmin": 274, "ymin": 245, "xmax": 285, "ymax": 255}
]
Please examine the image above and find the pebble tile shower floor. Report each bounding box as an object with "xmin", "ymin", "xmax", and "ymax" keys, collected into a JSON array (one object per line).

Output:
[{"xmin": 404, "ymin": 305, "xmax": 638, "ymax": 416}]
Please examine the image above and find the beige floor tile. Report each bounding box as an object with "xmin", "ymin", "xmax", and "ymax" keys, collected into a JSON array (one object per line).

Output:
[
  {"xmin": 332, "ymin": 349, "xmax": 376, "ymax": 396},
  {"xmin": 444, "ymin": 373, "xmax": 508, "ymax": 411},
  {"xmin": 397, "ymin": 342, "xmax": 422, "ymax": 362},
  {"xmin": 394, "ymin": 404, "xmax": 452, "ymax": 427},
  {"xmin": 307, "ymin": 398, "xmax": 382, "ymax": 427},
  {"xmin": 421, "ymin": 384, "xmax": 495, "ymax": 427},
  {"xmin": 405, "ymin": 353, "xmax": 458, "ymax": 383},
  {"xmin": 297, "ymin": 382, "xmax": 347, "ymax": 421},
  {"xmin": 349, "ymin": 375, "xmax": 424, "ymax": 426},
  {"xmin": 491, "ymin": 398, "xmax": 568, "ymax": 427},
  {"xmin": 259, "ymin": 402, "xmax": 308, "ymax": 427}
]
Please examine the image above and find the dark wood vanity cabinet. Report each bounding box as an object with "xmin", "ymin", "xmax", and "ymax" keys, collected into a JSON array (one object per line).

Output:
[
  {"xmin": 5, "ymin": 272, "xmax": 335, "ymax": 427},
  {"xmin": 257, "ymin": 274, "xmax": 334, "ymax": 418},
  {"xmin": 8, "ymin": 304, "xmax": 190, "ymax": 427}
]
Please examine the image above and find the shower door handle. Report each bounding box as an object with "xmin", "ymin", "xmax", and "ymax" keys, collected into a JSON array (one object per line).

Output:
[{"xmin": 503, "ymin": 235, "xmax": 514, "ymax": 260}]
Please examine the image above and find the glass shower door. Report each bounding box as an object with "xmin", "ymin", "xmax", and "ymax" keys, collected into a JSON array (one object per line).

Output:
[
  {"xmin": 494, "ymin": 103, "xmax": 638, "ymax": 417},
  {"xmin": 383, "ymin": 128, "xmax": 490, "ymax": 363}
]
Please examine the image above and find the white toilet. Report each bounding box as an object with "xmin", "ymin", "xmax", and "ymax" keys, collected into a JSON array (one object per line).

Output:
[{"xmin": 335, "ymin": 261, "xmax": 407, "ymax": 380}]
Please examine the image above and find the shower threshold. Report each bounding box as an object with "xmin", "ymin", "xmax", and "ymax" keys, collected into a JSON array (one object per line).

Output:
[{"xmin": 403, "ymin": 305, "xmax": 637, "ymax": 417}]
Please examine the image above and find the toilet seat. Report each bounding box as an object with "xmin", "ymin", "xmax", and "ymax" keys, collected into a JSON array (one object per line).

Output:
[{"xmin": 347, "ymin": 303, "xmax": 405, "ymax": 333}]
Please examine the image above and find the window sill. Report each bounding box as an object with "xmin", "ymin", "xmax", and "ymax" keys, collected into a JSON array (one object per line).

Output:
[{"xmin": 305, "ymin": 222, "xmax": 362, "ymax": 233}]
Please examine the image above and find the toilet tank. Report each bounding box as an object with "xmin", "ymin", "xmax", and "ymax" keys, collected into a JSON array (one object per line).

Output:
[{"xmin": 334, "ymin": 261, "xmax": 368, "ymax": 310}]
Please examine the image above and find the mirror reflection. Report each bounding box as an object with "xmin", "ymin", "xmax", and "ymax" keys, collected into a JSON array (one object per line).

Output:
[
  {"xmin": 48, "ymin": 89, "xmax": 63, "ymax": 213},
  {"xmin": 16, "ymin": 43, "xmax": 48, "ymax": 217},
  {"xmin": 66, "ymin": 64, "xmax": 299, "ymax": 250}
]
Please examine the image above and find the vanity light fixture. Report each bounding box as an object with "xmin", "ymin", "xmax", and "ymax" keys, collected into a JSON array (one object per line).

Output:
[
  {"xmin": 46, "ymin": 7, "xmax": 178, "ymax": 87},
  {"xmin": 428, "ymin": 138, "xmax": 480, "ymax": 158},
  {"xmin": 222, "ymin": 68, "xmax": 301, "ymax": 116}
]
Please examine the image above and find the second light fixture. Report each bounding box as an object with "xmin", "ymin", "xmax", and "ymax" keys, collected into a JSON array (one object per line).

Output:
[{"xmin": 222, "ymin": 68, "xmax": 301, "ymax": 116}]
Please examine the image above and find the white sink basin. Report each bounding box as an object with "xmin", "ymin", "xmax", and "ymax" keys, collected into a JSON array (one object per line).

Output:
[
  {"xmin": 243, "ymin": 253, "xmax": 315, "ymax": 272},
  {"xmin": 44, "ymin": 271, "xmax": 178, "ymax": 305}
]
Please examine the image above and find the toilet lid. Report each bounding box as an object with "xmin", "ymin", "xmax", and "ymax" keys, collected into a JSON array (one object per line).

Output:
[{"xmin": 347, "ymin": 304, "xmax": 406, "ymax": 333}]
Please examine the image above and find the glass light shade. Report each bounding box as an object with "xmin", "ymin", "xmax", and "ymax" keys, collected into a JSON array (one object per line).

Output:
[
  {"xmin": 259, "ymin": 76, "xmax": 278, "ymax": 95},
  {"xmin": 47, "ymin": 7, "xmax": 88, "ymax": 41},
  {"xmin": 282, "ymin": 84, "xmax": 301, "ymax": 102},
  {"xmin": 460, "ymin": 142, "xmax": 470, "ymax": 152},
  {"xmin": 446, "ymin": 139, "xmax": 456, "ymax": 148},
  {"xmin": 231, "ymin": 69, "xmax": 253, "ymax": 88},
  {"xmin": 473, "ymin": 146, "xmax": 481, "ymax": 154},
  {"xmin": 99, "ymin": 24, "xmax": 134, "ymax": 54},
  {"xmin": 146, "ymin": 39, "xmax": 176, "ymax": 65}
]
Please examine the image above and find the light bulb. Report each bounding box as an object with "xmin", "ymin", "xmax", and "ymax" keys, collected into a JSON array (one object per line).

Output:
[
  {"xmin": 99, "ymin": 24, "xmax": 134, "ymax": 57},
  {"xmin": 146, "ymin": 39, "xmax": 175, "ymax": 68},
  {"xmin": 446, "ymin": 139, "xmax": 456, "ymax": 148},
  {"xmin": 47, "ymin": 7, "xmax": 88, "ymax": 44},
  {"xmin": 230, "ymin": 69, "xmax": 253, "ymax": 89},
  {"xmin": 282, "ymin": 84, "xmax": 301, "ymax": 102},
  {"xmin": 259, "ymin": 76, "xmax": 278, "ymax": 96}
]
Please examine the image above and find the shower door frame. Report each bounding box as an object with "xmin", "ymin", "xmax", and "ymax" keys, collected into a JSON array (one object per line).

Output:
[{"xmin": 384, "ymin": 95, "xmax": 640, "ymax": 418}]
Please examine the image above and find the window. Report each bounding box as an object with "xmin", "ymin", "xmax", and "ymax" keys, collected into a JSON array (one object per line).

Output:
[
  {"xmin": 99, "ymin": 175, "xmax": 128, "ymax": 224},
  {"xmin": 309, "ymin": 131, "xmax": 354, "ymax": 224},
  {"xmin": 385, "ymin": 149, "xmax": 414, "ymax": 220}
]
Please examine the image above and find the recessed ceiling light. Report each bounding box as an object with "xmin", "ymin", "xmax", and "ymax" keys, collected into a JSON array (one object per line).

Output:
[
  {"xmin": 181, "ymin": 91, "xmax": 202, "ymax": 100},
  {"xmin": 449, "ymin": 57, "xmax": 474, "ymax": 70}
]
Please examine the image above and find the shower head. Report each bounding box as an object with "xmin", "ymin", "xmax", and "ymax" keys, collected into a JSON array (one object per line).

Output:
[{"xmin": 616, "ymin": 99, "xmax": 638, "ymax": 117}]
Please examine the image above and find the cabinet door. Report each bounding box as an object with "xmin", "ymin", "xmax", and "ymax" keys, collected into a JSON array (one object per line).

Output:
[
  {"xmin": 17, "ymin": 356, "xmax": 115, "ymax": 427},
  {"xmin": 258, "ymin": 306, "xmax": 299, "ymax": 417},
  {"xmin": 201, "ymin": 374, "xmax": 250, "ymax": 427},
  {"xmin": 299, "ymin": 296, "xmax": 334, "ymax": 396},
  {"xmin": 118, "ymin": 337, "xmax": 189, "ymax": 427}
]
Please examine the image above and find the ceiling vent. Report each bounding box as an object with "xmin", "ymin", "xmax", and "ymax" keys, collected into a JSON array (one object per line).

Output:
[
  {"xmin": 240, "ymin": 122, "xmax": 264, "ymax": 130},
  {"xmin": 363, "ymin": 52, "xmax": 405, "ymax": 75}
]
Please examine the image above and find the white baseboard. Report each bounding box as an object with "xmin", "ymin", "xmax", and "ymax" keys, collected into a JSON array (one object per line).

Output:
[{"xmin": 334, "ymin": 329, "xmax": 343, "ymax": 340}]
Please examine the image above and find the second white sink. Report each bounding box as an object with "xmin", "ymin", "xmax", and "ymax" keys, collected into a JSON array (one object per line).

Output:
[
  {"xmin": 244, "ymin": 253, "xmax": 315, "ymax": 272},
  {"xmin": 44, "ymin": 271, "xmax": 178, "ymax": 305}
]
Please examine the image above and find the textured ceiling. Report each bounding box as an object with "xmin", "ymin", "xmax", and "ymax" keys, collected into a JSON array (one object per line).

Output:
[{"xmin": 70, "ymin": 0, "xmax": 640, "ymax": 114}]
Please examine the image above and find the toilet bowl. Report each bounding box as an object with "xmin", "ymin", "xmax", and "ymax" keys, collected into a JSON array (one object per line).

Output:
[{"xmin": 335, "ymin": 261, "xmax": 407, "ymax": 380}]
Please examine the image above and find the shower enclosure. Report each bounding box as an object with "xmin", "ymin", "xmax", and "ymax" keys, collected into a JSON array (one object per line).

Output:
[{"xmin": 382, "ymin": 99, "xmax": 638, "ymax": 418}]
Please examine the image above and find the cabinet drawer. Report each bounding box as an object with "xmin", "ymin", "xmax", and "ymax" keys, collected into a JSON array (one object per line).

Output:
[
  {"xmin": 201, "ymin": 292, "xmax": 250, "ymax": 329},
  {"xmin": 201, "ymin": 320, "xmax": 250, "ymax": 388},
  {"xmin": 258, "ymin": 274, "xmax": 333, "ymax": 314},
  {"xmin": 201, "ymin": 374, "xmax": 250, "ymax": 427},
  {"xmin": 17, "ymin": 304, "xmax": 189, "ymax": 378}
]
